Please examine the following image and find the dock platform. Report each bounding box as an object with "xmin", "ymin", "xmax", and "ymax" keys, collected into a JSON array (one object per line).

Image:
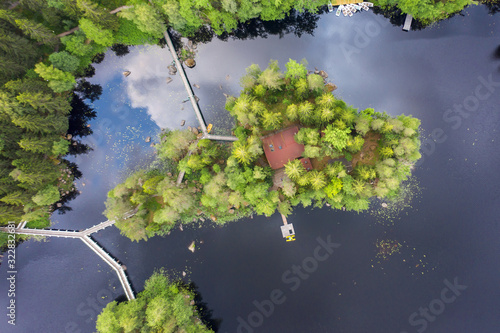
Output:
[
  {"xmin": 403, "ymin": 14, "xmax": 413, "ymax": 31},
  {"xmin": 280, "ymin": 214, "xmax": 295, "ymax": 241}
]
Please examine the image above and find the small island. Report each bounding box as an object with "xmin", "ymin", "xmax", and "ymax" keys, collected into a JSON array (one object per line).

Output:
[
  {"xmin": 96, "ymin": 270, "xmax": 214, "ymax": 332},
  {"xmin": 105, "ymin": 59, "xmax": 422, "ymax": 241}
]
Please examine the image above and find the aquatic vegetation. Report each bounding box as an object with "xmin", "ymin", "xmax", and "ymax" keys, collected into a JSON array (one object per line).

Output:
[
  {"xmin": 369, "ymin": 176, "xmax": 423, "ymax": 226},
  {"xmin": 371, "ymin": 240, "xmax": 437, "ymax": 277},
  {"xmin": 375, "ymin": 239, "xmax": 402, "ymax": 259}
]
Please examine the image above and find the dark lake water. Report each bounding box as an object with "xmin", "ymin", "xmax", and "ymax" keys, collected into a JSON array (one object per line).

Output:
[{"xmin": 1, "ymin": 5, "xmax": 500, "ymax": 333}]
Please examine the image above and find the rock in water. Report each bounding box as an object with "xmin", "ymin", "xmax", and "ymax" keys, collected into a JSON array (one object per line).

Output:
[
  {"xmin": 326, "ymin": 83, "xmax": 338, "ymax": 92},
  {"xmin": 145, "ymin": 136, "xmax": 151, "ymax": 143},
  {"xmin": 123, "ymin": 71, "xmax": 131, "ymax": 77},
  {"xmin": 167, "ymin": 65, "xmax": 177, "ymax": 75},
  {"xmin": 180, "ymin": 120, "xmax": 185, "ymax": 126},
  {"xmin": 166, "ymin": 77, "xmax": 173, "ymax": 84},
  {"xmin": 184, "ymin": 59, "xmax": 196, "ymax": 68},
  {"xmin": 319, "ymin": 70, "xmax": 328, "ymax": 79},
  {"xmin": 188, "ymin": 241, "xmax": 195, "ymax": 253}
]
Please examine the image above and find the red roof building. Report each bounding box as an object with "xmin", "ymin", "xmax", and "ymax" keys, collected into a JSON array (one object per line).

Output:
[{"xmin": 262, "ymin": 126, "xmax": 305, "ymax": 169}]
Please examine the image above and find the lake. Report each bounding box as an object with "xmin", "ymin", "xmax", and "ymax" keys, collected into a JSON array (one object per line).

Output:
[{"xmin": 1, "ymin": 5, "xmax": 499, "ymax": 333}]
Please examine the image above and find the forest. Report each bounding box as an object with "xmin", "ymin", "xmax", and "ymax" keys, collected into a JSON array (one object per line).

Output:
[
  {"xmin": 96, "ymin": 269, "xmax": 214, "ymax": 332},
  {"xmin": 104, "ymin": 59, "xmax": 422, "ymax": 241}
]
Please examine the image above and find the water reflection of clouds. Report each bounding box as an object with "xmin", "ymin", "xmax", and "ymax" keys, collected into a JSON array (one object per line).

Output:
[{"xmin": 92, "ymin": 46, "xmax": 197, "ymax": 130}]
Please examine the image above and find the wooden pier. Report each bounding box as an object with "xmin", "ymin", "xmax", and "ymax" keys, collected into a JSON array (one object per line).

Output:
[
  {"xmin": 280, "ymin": 214, "xmax": 296, "ymax": 241},
  {"xmin": 403, "ymin": 14, "xmax": 413, "ymax": 31},
  {"xmin": 163, "ymin": 30, "xmax": 237, "ymax": 142}
]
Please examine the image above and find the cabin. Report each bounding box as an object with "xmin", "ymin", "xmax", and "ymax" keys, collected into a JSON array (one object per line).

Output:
[{"xmin": 262, "ymin": 126, "xmax": 307, "ymax": 170}]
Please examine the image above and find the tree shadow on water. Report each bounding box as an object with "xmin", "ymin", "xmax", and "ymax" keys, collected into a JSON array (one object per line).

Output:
[
  {"xmin": 186, "ymin": 281, "xmax": 223, "ymax": 332},
  {"xmin": 169, "ymin": 7, "xmax": 326, "ymax": 48}
]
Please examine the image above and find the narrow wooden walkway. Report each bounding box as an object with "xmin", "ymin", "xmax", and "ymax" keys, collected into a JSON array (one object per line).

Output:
[
  {"xmin": 81, "ymin": 235, "xmax": 134, "ymax": 300},
  {"xmin": 203, "ymin": 133, "xmax": 238, "ymax": 142},
  {"xmin": 163, "ymin": 30, "xmax": 237, "ymax": 143},
  {"xmin": 0, "ymin": 219, "xmax": 135, "ymax": 300},
  {"xmin": 163, "ymin": 30, "xmax": 208, "ymax": 134}
]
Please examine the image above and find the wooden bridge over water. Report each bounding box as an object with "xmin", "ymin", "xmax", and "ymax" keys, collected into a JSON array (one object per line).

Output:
[{"xmin": 0, "ymin": 219, "xmax": 135, "ymax": 301}]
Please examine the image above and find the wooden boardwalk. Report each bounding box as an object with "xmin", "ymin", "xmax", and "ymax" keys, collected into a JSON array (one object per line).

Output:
[
  {"xmin": 163, "ymin": 30, "xmax": 237, "ymax": 142},
  {"xmin": 164, "ymin": 31, "xmax": 208, "ymax": 134},
  {"xmin": 0, "ymin": 219, "xmax": 135, "ymax": 300}
]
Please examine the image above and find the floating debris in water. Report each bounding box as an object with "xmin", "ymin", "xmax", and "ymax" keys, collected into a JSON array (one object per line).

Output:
[
  {"xmin": 166, "ymin": 77, "xmax": 173, "ymax": 84},
  {"xmin": 375, "ymin": 239, "xmax": 402, "ymax": 260},
  {"xmin": 180, "ymin": 120, "xmax": 185, "ymax": 126},
  {"xmin": 371, "ymin": 240, "xmax": 437, "ymax": 277},
  {"xmin": 225, "ymin": 75, "xmax": 230, "ymax": 80},
  {"xmin": 123, "ymin": 71, "xmax": 131, "ymax": 77},
  {"xmin": 193, "ymin": 83, "xmax": 200, "ymax": 89},
  {"xmin": 188, "ymin": 241, "xmax": 195, "ymax": 253},
  {"xmin": 370, "ymin": 176, "xmax": 422, "ymax": 226}
]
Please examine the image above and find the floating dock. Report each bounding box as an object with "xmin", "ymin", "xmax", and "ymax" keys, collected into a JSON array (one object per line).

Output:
[{"xmin": 280, "ymin": 214, "xmax": 295, "ymax": 241}]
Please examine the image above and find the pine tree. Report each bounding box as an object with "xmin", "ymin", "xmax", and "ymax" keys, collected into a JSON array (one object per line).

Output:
[
  {"xmin": 12, "ymin": 114, "xmax": 68, "ymax": 134},
  {"xmin": 14, "ymin": 19, "xmax": 57, "ymax": 46},
  {"xmin": 0, "ymin": 191, "xmax": 32, "ymax": 206},
  {"xmin": 0, "ymin": 31, "xmax": 38, "ymax": 64},
  {"xmin": 79, "ymin": 18, "xmax": 114, "ymax": 47},
  {"xmin": 17, "ymin": 92, "xmax": 71, "ymax": 115},
  {"xmin": 261, "ymin": 111, "xmax": 282, "ymax": 130},
  {"xmin": 49, "ymin": 51, "xmax": 80, "ymax": 73},
  {"xmin": 232, "ymin": 141, "xmax": 252, "ymax": 165},
  {"xmin": 284, "ymin": 159, "xmax": 305, "ymax": 181},
  {"xmin": 18, "ymin": 135, "xmax": 59, "ymax": 154},
  {"xmin": 308, "ymin": 170, "xmax": 327, "ymax": 190},
  {"xmin": 118, "ymin": 4, "xmax": 166, "ymax": 38},
  {"xmin": 77, "ymin": 0, "xmax": 120, "ymax": 31},
  {"xmin": 285, "ymin": 58, "xmax": 308, "ymax": 83}
]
